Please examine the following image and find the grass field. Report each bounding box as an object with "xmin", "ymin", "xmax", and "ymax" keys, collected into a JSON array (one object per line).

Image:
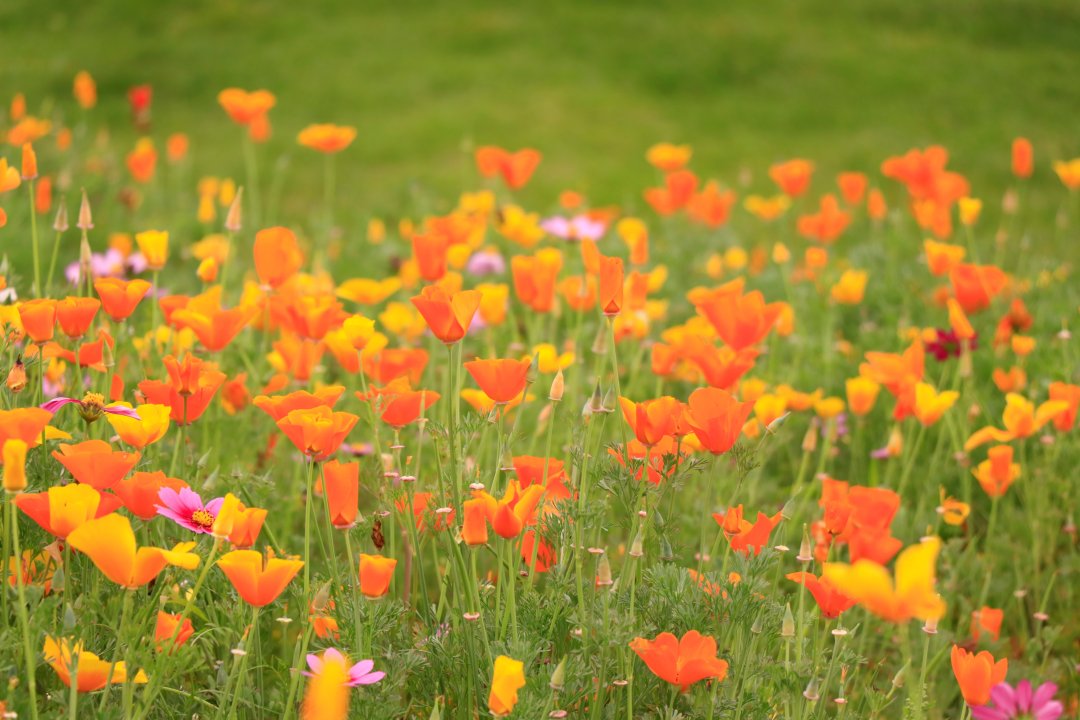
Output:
[{"xmin": 3, "ymin": 0, "xmax": 1080, "ymax": 233}]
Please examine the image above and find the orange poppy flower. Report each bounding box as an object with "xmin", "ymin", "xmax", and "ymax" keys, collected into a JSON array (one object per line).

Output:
[
  {"xmin": 362, "ymin": 380, "xmax": 440, "ymax": 428},
  {"xmin": 18, "ymin": 299, "xmax": 56, "ymax": 343},
  {"xmin": 15, "ymin": 484, "xmax": 123, "ymax": 539},
  {"xmin": 94, "ymin": 278, "xmax": 152, "ymax": 321},
  {"xmin": 464, "ymin": 358, "xmax": 530, "ymax": 405},
  {"xmin": 410, "ymin": 285, "xmax": 482, "ymax": 345},
  {"xmin": 510, "ymin": 455, "xmax": 572, "ymax": 500},
  {"xmin": 644, "ymin": 169, "xmax": 698, "ymax": 215},
  {"xmin": 358, "ymin": 553, "xmax": 396, "ymax": 598},
  {"xmin": 1054, "ymin": 158, "xmax": 1080, "ymax": 189},
  {"xmin": 139, "ymin": 355, "xmax": 227, "ymax": 425},
  {"xmin": 276, "ymin": 406, "xmax": 358, "ymax": 461},
  {"xmin": 52, "ymin": 439, "xmax": 140, "ymax": 491},
  {"xmin": 609, "ymin": 435, "xmax": 686, "ymax": 486},
  {"xmin": 712, "ymin": 505, "xmax": 783, "ymax": 555},
  {"xmin": 691, "ymin": 279, "xmax": 783, "ymax": 351},
  {"xmin": 951, "ymin": 646, "xmax": 1007, "ymax": 706},
  {"xmin": 74, "ymin": 71, "xmax": 97, "ymax": 109},
  {"xmin": 618, "ymin": 396, "xmax": 679, "ymax": 446},
  {"xmin": 867, "ymin": 188, "xmax": 887, "ymax": 220},
  {"xmin": 860, "ymin": 340, "xmax": 925, "ymax": 421},
  {"xmin": 0, "ymin": 407, "xmax": 53, "ymax": 449},
  {"xmin": 949, "ymin": 263, "xmax": 1008, "ymax": 314},
  {"xmin": 1048, "ymin": 382, "xmax": 1080, "ymax": 431},
  {"xmin": 684, "ymin": 387, "xmax": 753, "ymax": 455},
  {"xmin": 970, "ymin": 606, "xmax": 1004, "ymax": 643},
  {"xmin": 228, "ymin": 504, "xmax": 268, "ymax": 549},
  {"xmin": 323, "ymin": 459, "xmax": 359, "ymax": 529},
  {"xmin": 172, "ymin": 305, "xmax": 256, "ymax": 352},
  {"xmin": 685, "ymin": 341, "xmax": 759, "ymax": 391},
  {"xmin": 462, "ymin": 498, "xmax": 491, "ymax": 546},
  {"xmin": 972, "ymin": 445, "xmax": 1021, "ymax": 497},
  {"xmin": 845, "ymin": 376, "xmax": 881, "ymax": 417},
  {"xmin": 645, "ymin": 142, "xmax": 692, "ymax": 172},
  {"xmin": 964, "ymin": 394, "xmax": 1069, "ymax": 450},
  {"xmin": 823, "ymin": 537, "xmax": 945, "ymax": 623},
  {"xmin": 68, "ymin": 513, "xmax": 199, "ymax": 588},
  {"xmin": 154, "ymin": 611, "xmax": 194, "ymax": 653},
  {"xmin": 511, "ymin": 249, "xmax": 562, "ymax": 313},
  {"xmin": 43, "ymin": 636, "xmax": 148, "ymax": 693},
  {"xmin": 769, "ymin": 159, "xmax": 814, "ymax": 197},
  {"xmin": 363, "ymin": 348, "xmax": 428, "ymax": 386},
  {"xmin": 797, "ymin": 194, "xmax": 851, "ymax": 244},
  {"xmin": 113, "ymin": 471, "xmax": 189, "ymax": 520},
  {"xmin": 253, "ymin": 386, "xmax": 345, "ymax": 422},
  {"xmin": 598, "ymin": 255, "xmax": 624, "ymax": 316},
  {"xmin": 687, "ymin": 181, "xmax": 737, "ymax": 228},
  {"xmin": 837, "ymin": 172, "xmax": 867, "ymax": 205},
  {"xmin": 217, "ymin": 88, "xmax": 276, "ymax": 125},
  {"xmin": 785, "ymin": 572, "xmax": 856, "ymax": 619},
  {"xmin": 297, "ymin": 123, "xmax": 356, "ymax": 153},
  {"xmin": 253, "ymin": 226, "xmax": 304, "ymax": 289},
  {"xmin": 629, "ymin": 630, "xmax": 729, "ymax": 692},
  {"xmin": 412, "ymin": 232, "xmax": 449, "ymax": 282},
  {"xmin": 474, "ymin": 146, "xmax": 541, "ymax": 190},
  {"xmin": 135, "ymin": 230, "xmax": 169, "ymax": 270},
  {"xmin": 217, "ymin": 549, "xmax": 304, "ymax": 607},
  {"xmin": 1011, "ymin": 137, "xmax": 1033, "ymax": 179}
]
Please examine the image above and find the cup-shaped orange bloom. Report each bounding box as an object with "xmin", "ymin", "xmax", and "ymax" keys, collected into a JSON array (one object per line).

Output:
[
  {"xmin": 0, "ymin": 407, "xmax": 53, "ymax": 449},
  {"xmin": 18, "ymin": 299, "xmax": 56, "ymax": 343},
  {"xmin": 136, "ymin": 230, "xmax": 169, "ymax": 271},
  {"xmin": 823, "ymin": 537, "xmax": 946, "ymax": 623},
  {"xmin": 488, "ymin": 655, "xmax": 526, "ymax": 716},
  {"xmin": 712, "ymin": 505, "xmax": 783, "ymax": 556},
  {"xmin": 511, "ymin": 249, "xmax": 562, "ymax": 313},
  {"xmin": 629, "ymin": 630, "xmax": 729, "ymax": 692},
  {"xmin": 55, "ymin": 297, "xmax": 100, "ymax": 339},
  {"xmin": 598, "ymin": 255, "xmax": 624, "ymax": 316},
  {"xmin": 412, "ymin": 232, "xmax": 449, "ymax": 282},
  {"xmin": 44, "ymin": 636, "xmax": 148, "ymax": 693},
  {"xmin": 279, "ymin": 293, "xmax": 346, "ymax": 340},
  {"xmin": 172, "ymin": 305, "xmax": 257, "ymax": 352},
  {"xmin": 923, "ymin": 239, "xmax": 966, "ymax": 277},
  {"xmin": 53, "ymin": 439, "xmax": 140, "ymax": 490},
  {"xmin": 139, "ymin": 355, "xmax": 227, "ymax": 425},
  {"xmin": 217, "ymin": 549, "xmax": 304, "ymax": 607},
  {"xmin": 687, "ymin": 181, "xmax": 737, "ymax": 229},
  {"xmin": 785, "ymin": 572, "xmax": 857, "ymax": 619},
  {"xmin": 619, "ymin": 396, "xmax": 679, "ymax": 446},
  {"xmin": 964, "ymin": 393, "xmax": 1069, "ymax": 450},
  {"xmin": 67, "ymin": 513, "xmax": 199, "ymax": 588},
  {"xmin": 1048, "ymin": 381, "xmax": 1080, "ymax": 431},
  {"xmin": 845, "ymin": 376, "xmax": 880, "ymax": 417},
  {"xmin": 363, "ymin": 381, "xmax": 440, "ymax": 428},
  {"xmin": 94, "ymin": 278, "xmax": 152, "ymax": 321},
  {"xmin": 254, "ymin": 226, "xmax": 304, "ymax": 289},
  {"xmin": 769, "ymin": 158, "xmax": 814, "ymax": 197},
  {"xmin": 475, "ymin": 146, "xmax": 541, "ymax": 189},
  {"xmin": 15, "ymin": 484, "xmax": 122, "ymax": 539},
  {"xmin": 972, "ymin": 445, "xmax": 1021, "ymax": 497},
  {"xmin": 410, "ymin": 286, "xmax": 482, "ymax": 345},
  {"xmin": 358, "ymin": 553, "xmax": 396, "ymax": 598},
  {"xmin": 254, "ymin": 386, "xmax": 346, "ymax": 422},
  {"xmin": 685, "ymin": 342, "xmax": 759, "ymax": 391},
  {"xmin": 1011, "ymin": 137, "xmax": 1033, "ymax": 178},
  {"xmin": 646, "ymin": 142, "xmax": 692, "ymax": 172},
  {"xmin": 462, "ymin": 498, "xmax": 491, "ymax": 546},
  {"xmin": 218, "ymin": 88, "xmax": 276, "ymax": 125},
  {"xmin": 970, "ymin": 606, "xmax": 1004, "ymax": 643},
  {"xmin": 363, "ymin": 348, "xmax": 429, "ymax": 386},
  {"xmin": 951, "ymin": 646, "xmax": 1008, "ymax": 706},
  {"xmin": 949, "ymin": 263, "xmax": 1007, "ymax": 314},
  {"xmin": 114, "ymin": 471, "xmax": 188, "ymax": 520},
  {"xmin": 464, "ymin": 358, "xmax": 530, "ymax": 405},
  {"xmin": 154, "ymin": 611, "xmax": 194, "ymax": 653},
  {"xmin": 691, "ymin": 280, "xmax": 783, "ymax": 351},
  {"xmin": 228, "ymin": 504, "xmax": 268, "ymax": 549},
  {"xmin": 298, "ymin": 123, "xmax": 357, "ymax": 153},
  {"xmin": 913, "ymin": 382, "xmax": 959, "ymax": 427},
  {"xmin": 684, "ymin": 387, "xmax": 753, "ymax": 455},
  {"xmin": 644, "ymin": 169, "xmax": 698, "ymax": 214},
  {"xmin": 323, "ymin": 459, "xmax": 359, "ymax": 529},
  {"xmin": 73, "ymin": 71, "xmax": 97, "ymax": 109},
  {"xmin": 830, "ymin": 269, "xmax": 867, "ymax": 305},
  {"xmin": 836, "ymin": 171, "xmax": 867, "ymax": 205},
  {"xmin": 277, "ymin": 406, "xmax": 359, "ymax": 461}
]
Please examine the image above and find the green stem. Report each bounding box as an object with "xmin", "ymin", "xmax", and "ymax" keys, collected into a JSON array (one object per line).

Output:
[
  {"xmin": 29, "ymin": 179, "xmax": 40, "ymax": 297},
  {"xmin": 9, "ymin": 497, "xmax": 41, "ymax": 720}
]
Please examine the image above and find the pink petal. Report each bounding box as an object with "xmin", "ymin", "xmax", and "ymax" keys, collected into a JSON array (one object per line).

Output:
[
  {"xmin": 1031, "ymin": 682, "xmax": 1058, "ymax": 709},
  {"xmin": 204, "ymin": 497, "xmax": 225, "ymax": 515},
  {"xmin": 353, "ymin": 671, "xmax": 385, "ymax": 686},
  {"xmin": 105, "ymin": 405, "xmax": 141, "ymax": 419},
  {"xmin": 990, "ymin": 683, "xmax": 1017, "ymax": 715},
  {"xmin": 348, "ymin": 659, "xmax": 374, "ymax": 680},
  {"xmin": 305, "ymin": 653, "xmax": 323, "ymax": 674},
  {"xmin": 40, "ymin": 397, "xmax": 77, "ymax": 414}
]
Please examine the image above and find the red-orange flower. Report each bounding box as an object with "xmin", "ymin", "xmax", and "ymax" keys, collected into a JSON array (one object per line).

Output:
[
  {"xmin": 770, "ymin": 159, "xmax": 814, "ymax": 197},
  {"xmin": 253, "ymin": 386, "xmax": 345, "ymax": 422},
  {"xmin": 361, "ymin": 379, "xmax": 440, "ymax": 428},
  {"xmin": 253, "ymin": 227, "xmax": 304, "ymax": 289},
  {"xmin": 949, "ymin": 263, "xmax": 1008, "ymax": 314},
  {"xmin": 276, "ymin": 406, "xmax": 358, "ymax": 461},
  {"xmin": 172, "ymin": 305, "xmax": 256, "ymax": 352},
  {"xmin": 55, "ymin": 297, "xmax": 100, "ymax": 339},
  {"xmin": 322, "ymin": 459, "xmax": 359, "ymax": 529},
  {"xmin": 951, "ymin": 646, "xmax": 1007, "ymax": 706},
  {"xmin": 464, "ymin": 358, "xmax": 530, "ymax": 405},
  {"xmin": 618, "ymin": 396, "xmax": 679, "ymax": 446},
  {"xmin": 15, "ymin": 484, "xmax": 123, "ymax": 539},
  {"xmin": 1011, "ymin": 137, "xmax": 1033, "ymax": 179},
  {"xmin": 629, "ymin": 630, "xmax": 729, "ymax": 692},
  {"xmin": 785, "ymin": 572, "xmax": 856, "ymax": 618},
  {"xmin": 138, "ymin": 355, "xmax": 227, "ymax": 425},
  {"xmin": 297, "ymin": 124, "xmax": 356, "ymax": 154},
  {"xmin": 684, "ymin": 387, "xmax": 752, "ymax": 455},
  {"xmin": 691, "ymin": 280, "xmax": 783, "ymax": 351},
  {"xmin": 410, "ymin": 286, "xmax": 482, "ymax": 345},
  {"xmin": 217, "ymin": 550, "xmax": 303, "ymax": 607},
  {"xmin": 18, "ymin": 299, "xmax": 56, "ymax": 343},
  {"xmin": 113, "ymin": 471, "xmax": 189, "ymax": 520},
  {"xmin": 94, "ymin": 278, "xmax": 152, "ymax": 321},
  {"xmin": 217, "ymin": 88, "xmax": 276, "ymax": 126},
  {"xmin": 712, "ymin": 505, "xmax": 783, "ymax": 555},
  {"xmin": 475, "ymin": 146, "xmax": 541, "ymax": 190},
  {"xmin": 598, "ymin": 255, "xmax": 624, "ymax": 316},
  {"xmin": 644, "ymin": 169, "xmax": 698, "ymax": 215},
  {"xmin": 53, "ymin": 440, "xmax": 140, "ymax": 491}
]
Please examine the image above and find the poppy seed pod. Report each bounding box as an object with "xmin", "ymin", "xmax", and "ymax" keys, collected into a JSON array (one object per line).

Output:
[
  {"xmin": 77, "ymin": 189, "xmax": 93, "ymax": 230},
  {"xmin": 53, "ymin": 202, "xmax": 69, "ymax": 232}
]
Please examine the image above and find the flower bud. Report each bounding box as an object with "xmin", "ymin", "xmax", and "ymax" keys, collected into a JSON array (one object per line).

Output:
[
  {"xmin": 781, "ymin": 603, "xmax": 795, "ymax": 638},
  {"xmin": 225, "ymin": 187, "xmax": 243, "ymax": 232},
  {"xmin": 77, "ymin": 189, "xmax": 93, "ymax": 230},
  {"xmin": 628, "ymin": 525, "xmax": 644, "ymax": 558},
  {"xmin": 312, "ymin": 581, "xmax": 332, "ymax": 615},
  {"xmin": 21, "ymin": 143, "xmax": 37, "ymax": 181},
  {"xmin": 595, "ymin": 553, "xmax": 613, "ymax": 587},
  {"xmin": 3, "ymin": 439, "xmax": 28, "ymax": 493},
  {"xmin": 5, "ymin": 357, "xmax": 27, "ymax": 394},
  {"xmin": 801, "ymin": 423, "xmax": 818, "ymax": 453},
  {"xmin": 797, "ymin": 524, "xmax": 813, "ymax": 563},
  {"xmin": 549, "ymin": 657, "xmax": 566, "ymax": 691},
  {"xmin": 891, "ymin": 662, "xmax": 907, "ymax": 689},
  {"xmin": 53, "ymin": 202, "xmax": 69, "ymax": 233},
  {"xmin": 549, "ymin": 369, "xmax": 564, "ymax": 403}
]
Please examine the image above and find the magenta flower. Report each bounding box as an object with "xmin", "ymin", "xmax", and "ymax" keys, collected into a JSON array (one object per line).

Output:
[
  {"xmin": 304, "ymin": 648, "xmax": 385, "ymax": 686},
  {"xmin": 465, "ymin": 249, "xmax": 506, "ymax": 276},
  {"xmin": 972, "ymin": 681, "xmax": 1063, "ymax": 720},
  {"xmin": 42, "ymin": 395, "xmax": 140, "ymax": 422},
  {"xmin": 156, "ymin": 487, "xmax": 224, "ymax": 534}
]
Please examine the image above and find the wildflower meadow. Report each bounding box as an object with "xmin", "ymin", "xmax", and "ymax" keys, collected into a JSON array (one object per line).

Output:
[{"xmin": 0, "ymin": 7, "xmax": 1079, "ymax": 719}]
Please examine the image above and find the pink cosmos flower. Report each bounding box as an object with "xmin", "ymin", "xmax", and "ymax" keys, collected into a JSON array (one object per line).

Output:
[
  {"xmin": 541, "ymin": 214, "xmax": 606, "ymax": 242},
  {"xmin": 972, "ymin": 681, "xmax": 1063, "ymax": 720},
  {"xmin": 304, "ymin": 648, "xmax": 385, "ymax": 686},
  {"xmin": 42, "ymin": 396, "xmax": 141, "ymax": 420},
  {"xmin": 156, "ymin": 487, "xmax": 224, "ymax": 534}
]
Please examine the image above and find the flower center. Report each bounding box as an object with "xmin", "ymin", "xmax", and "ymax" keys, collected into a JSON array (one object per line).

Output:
[{"xmin": 191, "ymin": 509, "xmax": 215, "ymax": 529}]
